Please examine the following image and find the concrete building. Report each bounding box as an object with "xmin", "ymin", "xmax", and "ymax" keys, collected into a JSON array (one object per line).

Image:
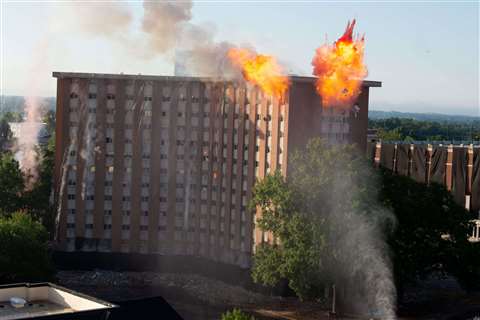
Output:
[{"xmin": 53, "ymin": 72, "xmax": 381, "ymax": 267}]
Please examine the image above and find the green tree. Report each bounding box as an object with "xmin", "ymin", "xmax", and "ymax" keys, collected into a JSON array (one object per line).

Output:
[
  {"xmin": 42, "ymin": 110, "xmax": 56, "ymax": 136},
  {"xmin": 377, "ymin": 128, "xmax": 403, "ymax": 141},
  {"xmin": 251, "ymin": 172, "xmax": 326, "ymax": 300},
  {"xmin": 1, "ymin": 111, "xmax": 23, "ymax": 123},
  {"xmin": 221, "ymin": 309, "xmax": 255, "ymax": 320},
  {"xmin": 251, "ymin": 139, "xmax": 388, "ymax": 301},
  {"xmin": 0, "ymin": 153, "xmax": 25, "ymax": 215},
  {"xmin": 24, "ymin": 136, "xmax": 56, "ymax": 235},
  {"xmin": 380, "ymin": 170, "xmax": 479, "ymax": 294},
  {"xmin": 0, "ymin": 212, "xmax": 54, "ymax": 283},
  {"xmin": 0, "ymin": 117, "xmax": 13, "ymax": 152}
]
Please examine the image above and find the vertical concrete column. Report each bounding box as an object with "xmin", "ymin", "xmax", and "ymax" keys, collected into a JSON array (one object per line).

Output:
[
  {"xmin": 374, "ymin": 142, "xmax": 381, "ymax": 167},
  {"xmin": 93, "ymin": 79, "xmax": 107, "ymax": 243},
  {"xmin": 55, "ymin": 78, "xmax": 71, "ymax": 248},
  {"xmin": 426, "ymin": 144, "xmax": 433, "ymax": 185},
  {"xmin": 148, "ymin": 80, "xmax": 162, "ymax": 253},
  {"xmin": 407, "ymin": 144, "xmax": 414, "ymax": 177},
  {"xmin": 466, "ymin": 145, "xmax": 474, "ymax": 211},
  {"xmin": 246, "ymin": 88, "xmax": 258, "ymax": 252},
  {"xmin": 392, "ymin": 144, "xmax": 398, "ymax": 172},
  {"xmin": 111, "ymin": 80, "xmax": 126, "ymax": 252},
  {"xmin": 445, "ymin": 145, "xmax": 454, "ymax": 191}
]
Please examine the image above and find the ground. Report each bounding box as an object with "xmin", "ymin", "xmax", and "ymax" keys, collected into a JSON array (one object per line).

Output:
[{"xmin": 56, "ymin": 270, "xmax": 480, "ymax": 320}]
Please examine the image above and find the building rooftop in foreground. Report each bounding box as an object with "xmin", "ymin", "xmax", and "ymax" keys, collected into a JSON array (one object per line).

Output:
[
  {"xmin": 0, "ymin": 283, "xmax": 116, "ymax": 320},
  {"xmin": 52, "ymin": 72, "xmax": 382, "ymax": 88}
]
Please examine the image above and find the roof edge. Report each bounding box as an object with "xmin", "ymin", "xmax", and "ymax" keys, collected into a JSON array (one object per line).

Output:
[{"xmin": 52, "ymin": 72, "xmax": 382, "ymax": 87}]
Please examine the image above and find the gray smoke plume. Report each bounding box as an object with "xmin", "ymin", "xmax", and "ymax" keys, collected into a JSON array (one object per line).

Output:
[
  {"xmin": 328, "ymin": 172, "xmax": 397, "ymax": 318},
  {"xmin": 291, "ymin": 139, "xmax": 397, "ymax": 318},
  {"xmin": 61, "ymin": 0, "xmax": 241, "ymax": 78},
  {"xmin": 142, "ymin": 1, "xmax": 192, "ymax": 53}
]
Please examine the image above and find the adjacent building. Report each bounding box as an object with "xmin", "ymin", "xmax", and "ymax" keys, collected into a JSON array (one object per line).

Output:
[{"xmin": 53, "ymin": 72, "xmax": 381, "ymax": 267}]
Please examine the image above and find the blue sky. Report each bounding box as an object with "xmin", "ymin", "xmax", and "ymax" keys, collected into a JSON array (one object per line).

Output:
[{"xmin": 1, "ymin": 1, "xmax": 479, "ymax": 116}]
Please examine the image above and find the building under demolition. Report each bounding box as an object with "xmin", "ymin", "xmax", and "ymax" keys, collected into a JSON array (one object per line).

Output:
[{"xmin": 53, "ymin": 72, "xmax": 381, "ymax": 267}]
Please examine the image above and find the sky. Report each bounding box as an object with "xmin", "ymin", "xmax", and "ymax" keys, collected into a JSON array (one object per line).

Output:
[{"xmin": 1, "ymin": 0, "xmax": 479, "ymax": 116}]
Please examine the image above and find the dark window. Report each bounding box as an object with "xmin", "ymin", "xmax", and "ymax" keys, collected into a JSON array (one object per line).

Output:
[
  {"xmin": 107, "ymin": 94, "xmax": 115, "ymax": 100},
  {"xmin": 144, "ymin": 96, "xmax": 153, "ymax": 101},
  {"xmin": 122, "ymin": 225, "xmax": 130, "ymax": 230},
  {"xmin": 88, "ymin": 93, "xmax": 97, "ymax": 99}
]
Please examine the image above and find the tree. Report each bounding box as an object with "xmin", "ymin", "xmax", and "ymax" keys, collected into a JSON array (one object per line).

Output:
[
  {"xmin": 377, "ymin": 128, "xmax": 403, "ymax": 141},
  {"xmin": 221, "ymin": 309, "xmax": 255, "ymax": 320},
  {"xmin": 251, "ymin": 139, "xmax": 393, "ymax": 302},
  {"xmin": 0, "ymin": 117, "xmax": 13, "ymax": 152},
  {"xmin": 24, "ymin": 136, "xmax": 56, "ymax": 236},
  {"xmin": 0, "ymin": 153, "xmax": 25, "ymax": 215},
  {"xmin": 251, "ymin": 172, "xmax": 326, "ymax": 300},
  {"xmin": 0, "ymin": 212, "xmax": 54, "ymax": 283},
  {"xmin": 42, "ymin": 110, "xmax": 56, "ymax": 136},
  {"xmin": 380, "ymin": 169, "xmax": 479, "ymax": 294}
]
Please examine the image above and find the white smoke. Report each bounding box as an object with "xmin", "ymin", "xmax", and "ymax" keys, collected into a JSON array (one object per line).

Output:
[
  {"xmin": 326, "ymin": 152, "xmax": 397, "ymax": 318},
  {"xmin": 13, "ymin": 39, "xmax": 50, "ymax": 187}
]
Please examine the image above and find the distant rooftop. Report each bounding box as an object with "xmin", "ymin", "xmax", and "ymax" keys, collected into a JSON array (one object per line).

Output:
[
  {"xmin": 52, "ymin": 72, "xmax": 382, "ymax": 88},
  {"xmin": 0, "ymin": 283, "xmax": 116, "ymax": 320}
]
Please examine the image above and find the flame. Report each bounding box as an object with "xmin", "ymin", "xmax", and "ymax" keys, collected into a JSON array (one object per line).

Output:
[
  {"xmin": 228, "ymin": 48, "xmax": 289, "ymax": 99},
  {"xmin": 311, "ymin": 19, "xmax": 368, "ymax": 107}
]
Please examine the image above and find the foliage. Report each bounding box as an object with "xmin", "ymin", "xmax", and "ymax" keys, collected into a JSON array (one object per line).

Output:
[
  {"xmin": 380, "ymin": 169, "xmax": 479, "ymax": 293},
  {"xmin": 377, "ymin": 128, "xmax": 402, "ymax": 141},
  {"xmin": 0, "ymin": 111, "xmax": 23, "ymax": 123},
  {"xmin": 0, "ymin": 212, "xmax": 54, "ymax": 283},
  {"xmin": 221, "ymin": 309, "xmax": 255, "ymax": 320},
  {"xmin": 24, "ymin": 136, "xmax": 56, "ymax": 235},
  {"xmin": 251, "ymin": 139, "xmax": 388, "ymax": 300},
  {"xmin": 0, "ymin": 153, "xmax": 25, "ymax": 215},
  {"xmin": 370, "ymin": 117, "xmax": 480, "ymax": 142},
  {"xmin": 0, "ymin": 117, "xmax": 13, "ymax": 152},
  {"xmin": 42, "ymin": 110, "xmax": 56, "ymax": 136}
]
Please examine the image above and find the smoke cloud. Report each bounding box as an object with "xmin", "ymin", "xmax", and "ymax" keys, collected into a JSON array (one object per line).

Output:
[
  {"xmin": 290, "ymin": 140, "xmax": 397, "ymax": 318},
  {"xmin": 13, "ymin": 38, "xmax": 50, "ymax": 187}
]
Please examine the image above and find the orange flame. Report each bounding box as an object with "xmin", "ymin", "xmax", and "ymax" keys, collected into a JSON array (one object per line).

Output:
[
  {"xmin": 311, "ymin": 19, "xmax": 368, "ymax": 107},
  {"xmin": 228, "ymin": 48, "xmax": 289, "ymax": 99}
]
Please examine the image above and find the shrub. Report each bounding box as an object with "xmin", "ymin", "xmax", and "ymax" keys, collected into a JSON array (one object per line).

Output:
[
  {"xmin": 0, "ymin": 212, "xmax": 54, "ymax": 283},
  {"xmin": 221, "ymin": 308, "xmax": 255, "ymax": 320}
]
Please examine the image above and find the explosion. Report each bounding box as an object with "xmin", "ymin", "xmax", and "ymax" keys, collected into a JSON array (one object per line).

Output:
[
  {"xmin": 311, "ymin": 19, "xmax": 368, "ymax": 107},
  {"xmin": 228, "ymin": 48, "xmax": 289, "ymax": 99}
]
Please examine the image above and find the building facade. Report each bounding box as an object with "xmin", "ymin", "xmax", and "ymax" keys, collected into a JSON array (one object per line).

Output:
[{"xmin": 53, "ymin": 72, "xmax": 380, "ymax": 267}]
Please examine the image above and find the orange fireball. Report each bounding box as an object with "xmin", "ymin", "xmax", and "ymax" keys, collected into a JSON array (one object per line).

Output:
[
  {"xmin": 228, "ymin": 48, "xmax": 289, "ymax": 99},
  {"xmin": 312, "ymin": 19, "xmax": 368, "ymax": 107}
]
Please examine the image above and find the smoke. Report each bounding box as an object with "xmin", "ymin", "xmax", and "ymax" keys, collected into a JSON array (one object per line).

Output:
[
  {"xmin": 291, "ymin": 139, "xmax": 397, "ymax": 318},
  {"xmin": 73, "ymin": 3, "xmax": 133, "ymax": 38},
  {"xmin": 13, "ymin": 39, "xmax": 50, "ymax": 187},
  {"xmin": 142, "ymin": 1, "xmax": 192, "ymax": 53},
  {"xmin": 328, "ymin": 170, "xmax": 397, "ymax": 318},
  {"xmin": 61, "ymin": 0, "xmax": 240, "ymax": 78}
]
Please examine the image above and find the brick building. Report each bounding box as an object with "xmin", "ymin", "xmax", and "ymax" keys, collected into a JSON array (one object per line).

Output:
[{"xmin": 53, "ymin": 72, "xmax": 380, "ymax": 267}]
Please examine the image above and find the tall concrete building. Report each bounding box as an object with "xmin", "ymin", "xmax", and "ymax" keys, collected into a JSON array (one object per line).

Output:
[{"xmin": 53, "ymin": 72, "xmax": 381, "ymax": 267}]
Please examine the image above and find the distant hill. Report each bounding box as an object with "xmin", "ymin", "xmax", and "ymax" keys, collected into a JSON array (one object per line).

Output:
[{"xmin": 369, "ymin": 110, "xmax": 479, "ymax": 123}]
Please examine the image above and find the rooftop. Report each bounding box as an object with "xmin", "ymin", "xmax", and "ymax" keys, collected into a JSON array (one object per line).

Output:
[
  {"xmin": 52, "ymin": 72, "xmax": 382, "ymax": 88},
  {"xmin": 0, "ymin": 283, "xmax": 116, "ymax": 320}
]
